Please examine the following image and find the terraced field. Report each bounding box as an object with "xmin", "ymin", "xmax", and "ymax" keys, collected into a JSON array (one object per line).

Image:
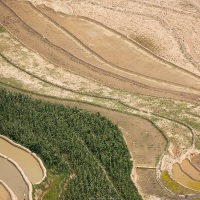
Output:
[
  {"xmin": 0, "ymin": 136, "xmax": 45, "ymax": 184},
  {"xmin": 0, "ymin": 135, "xmax": 46, "ymax": 200},
  {"xmin": 0, "ymin": 155, "xmax": 30, "ymax": 200},
  {"xmin": 1, "ymin": 0, "xmax": 200, "ymax": 102},
  {"xmin": 180, "ymin": 159, "xmax": 200, "ymax": 182},
  {"xmin": 0, "ymin": 181, "xmax": 12, "ymax": 200},
  {"xmin": 172, "ymin": 163, "xmax": 200, "ymax": 191},
  {"xmin": 0, "ymin": 0, "xmax": 200, "ymax": 199}
]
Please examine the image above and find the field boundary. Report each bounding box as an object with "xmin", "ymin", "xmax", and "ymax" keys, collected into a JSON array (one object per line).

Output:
[
  {"xmin": 169, "ymin": 168, "xmax": 200, "ymax": 193},
  {"xmin": 179, "ymin": 162, "xmax": 200, "ymax": 182},
  {"xmin": 0, "ymin": 179, "xmax": 17, "ymax": 200},
  {"xmin": 0, "ymin": 153, "xmax": 32, "ymax": 200},
  {"xmin": 1, "ymin": 0, "xmax": 200, "ymax": 103},
  {"xmin": 85, "ymin": 1, "xmax": 200, "ymax": 71},
  {"xmin": 34, "ymin": 3, "xmax": 200, "ymax": 91},
  {"xmin": 0, "ymin": 135, "xmax": 46, "ymax": 184},
  {"xmin": 0, "ymin": 52, "xmax": 197, "ymax": 148}
]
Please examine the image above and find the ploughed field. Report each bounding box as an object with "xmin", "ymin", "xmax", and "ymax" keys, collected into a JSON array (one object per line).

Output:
[{"xmin": 0, "ymin": 0, "xmax": 200, "ymax": 199}]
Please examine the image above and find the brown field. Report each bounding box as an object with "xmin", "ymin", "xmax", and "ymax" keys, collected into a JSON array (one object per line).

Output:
[
  {"xmin": 0, "ymin": 0, "xmax": 200, "ymax": 199},
  {"xmin": 38, "ymin": 5, "xmax": 200, "ymax": 94},
  {"xmin": 0, "ymin": 183, "xmax": 11, "ymax": 200},
  {"xmin": 135, "ymin": 168, "xmax": 176, "ymax": 200},
  {"xmin": 0, "ymin": 156, "xmax": 29, "ymax": 200},
  {"xmin": 180, "ymin": 159, "xmax": 200, "ymax": 182},
  {"xmin": 0, "ymin": 0, "xmax": 200, "ymax": 103},
  {"xmin": 172, "ymin": 163, "xmax": 200, "ymax": 191},
  {"xmin": 68, "ymin": 0, "xmax": 200, "ymax": 76},
  {"xmin": 161, "ymin": 170, "xmax": 200, "ymax": 195},
  {"xmin": 191, "ymin": 154, "xmax": 200, "ymax": 170},
  {"xmin": 0, "ymin": 137, "xmax": 44, "ymax": 184}
]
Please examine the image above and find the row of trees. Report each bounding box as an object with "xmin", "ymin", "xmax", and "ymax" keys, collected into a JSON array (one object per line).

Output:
[{"xmin": 0, "ymin": 88, "xmax": 141, "ymax": 199}]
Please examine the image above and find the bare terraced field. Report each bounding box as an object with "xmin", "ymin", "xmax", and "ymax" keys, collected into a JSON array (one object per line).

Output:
[
  {"xmin": 0, "ymin": 155, "xmax": 29, "ymax": 200},
  {"xmin": 0, "ymin": 182, "xmax": 12, "ymax": 200},
  {"xmin": 0, "ymin": 0, "xmax": 200, "ymax": 199},
  {"xmin": 0, "ymin": 135, "xmax": 46, "ymax": 200}
]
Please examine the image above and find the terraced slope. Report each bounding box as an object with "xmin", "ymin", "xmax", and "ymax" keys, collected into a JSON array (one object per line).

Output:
[
  {"xmin": 0, "ymin": 156, "xmax": 30, "ymax": 200},
  {"xmin": 38, "ymin": 5, "xmax": 200, "ymax": 95},
  {"xmin": 0, "ymin": 182, "xmax": 11, "ymax": 200},
  {"xmin": 0, "ymin": 0, "xmax": 200, "ymax": 103},
  {"xmin": 68, "ymin": 0, "xmax": 200, "ymax": 75},
  {"xmin": 180, "ymin": 159, "xmax": 200, "ymax": 182},
  {"xmin": 172, "ymin": 163, "xmax": 200, "ymax": 191},
  {"xmin": 0, "ymin": 137, "xmax": 45, "ymax": 184},
  {"xmin": 0, "ymin": 0, "xmax": 200, "ymax": 199},
  {"xmin": 38, "ymin": 6, "xmax": 199, "ymax": 88},
  {"xmin": 191, "ymin": 154, "xmax": 200, "ymax": 170}
]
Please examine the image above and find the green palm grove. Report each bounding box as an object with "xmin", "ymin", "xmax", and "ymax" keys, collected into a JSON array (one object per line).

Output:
[{"xmin": 0, "ymin": 88, "xmax": 142, "ymax": 200}]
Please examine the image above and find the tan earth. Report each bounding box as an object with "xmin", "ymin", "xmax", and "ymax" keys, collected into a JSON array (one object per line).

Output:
[
  {"xmin": 180, "ymin": 159, "xmax": 200, "ymax": 182},
  {"xmin": 1, "ymin": 0, "xmax": 200, "ymax": 199},
  {"xmin": 0, "ymin": 0, "xmax": 200, "ymax": 103},
  {"xmin": 135, "ymin": 168, "xmax": 176, "ymax": 200},
  {"xmin": 172, "ymin": 163, "xmax": 200, "ymax": 191},
  {"xmin": 0, "ymin": 183, "xmax": 11, "ymax": 200},
  {"xmin": 0, "ymin": 137, "xmax": 44, "ymax": 184},
  {"xmin": 68, "ymin": 0, "xmax": 200, "ymax": 74},
  {"xmin": 0, "ymin": 156, "xmax": 29, "ymax": 200},
  {"xmin": 191, "ymin": 154, "xmax": 200, "ymax": 169},
  {"xmin": 25, "ymin": 0, "xmax": 200, "ymax": 76}
]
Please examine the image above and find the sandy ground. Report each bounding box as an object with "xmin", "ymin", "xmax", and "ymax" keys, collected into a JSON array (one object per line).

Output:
[
  {"xmin": 37, "ymin": 6, "xmax": 200, "ymax": 92},
  {"xmin": 25, "ymin": 0, "xmax": 200, "ymax": 76},
  {"xmin": 0, "ymin": 183, "xmax": 11, "ymax": 200},
  {"xmin": 0, "ymin": 0, "xmax": 200, "ymax": 103},
  {"xmin": 155, "ymin": 119, "xmax": 192, "ymax": 156},
  {"xmin": 118, "ymin": 119, "xmax": 165, "ymax": 167},
  {"xmin": 69, "ymin": 0, "xmax": 200, "ymax": 74}
]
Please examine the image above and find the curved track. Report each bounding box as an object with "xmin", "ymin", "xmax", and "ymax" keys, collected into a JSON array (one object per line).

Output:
[
  {"xmin": 0, "ymin": 0, "xmax": 200, "ymax": 103},
  {"xmin": 0, "ymin": 0, "xmax": 200, "ymax": 199}
]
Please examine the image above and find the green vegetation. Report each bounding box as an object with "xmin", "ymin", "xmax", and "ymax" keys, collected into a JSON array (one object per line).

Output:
[
  {"xmin": 161, "ymin": 171, "xmax": 198, "ymax": 195},
  {"xmin": 0, "ymin": 77, "xmax": 24, "ymax": 89},
  {"xmin": 0, "ymin": 88, "xmax": 141, "ymax": 199},
  {"xmin": 43, "ymin": 174, "xmax": 66, "ymax": 200},
  {"xmin": 33, "ymin": 173, "xmax": 65, "ymax": 200},
  {"xmin": 0, "ymin": 26, "xmax": 5, "ymax": 33}
]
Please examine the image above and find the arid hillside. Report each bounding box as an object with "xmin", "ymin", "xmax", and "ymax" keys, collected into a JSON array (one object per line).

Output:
[
  {"xmin": 0, "ymin": 0, "xmax": 200, "ymax": 200},
  {"xmin": 27, "ymin": 0, "xmax": 200, "ymax": 76}
]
